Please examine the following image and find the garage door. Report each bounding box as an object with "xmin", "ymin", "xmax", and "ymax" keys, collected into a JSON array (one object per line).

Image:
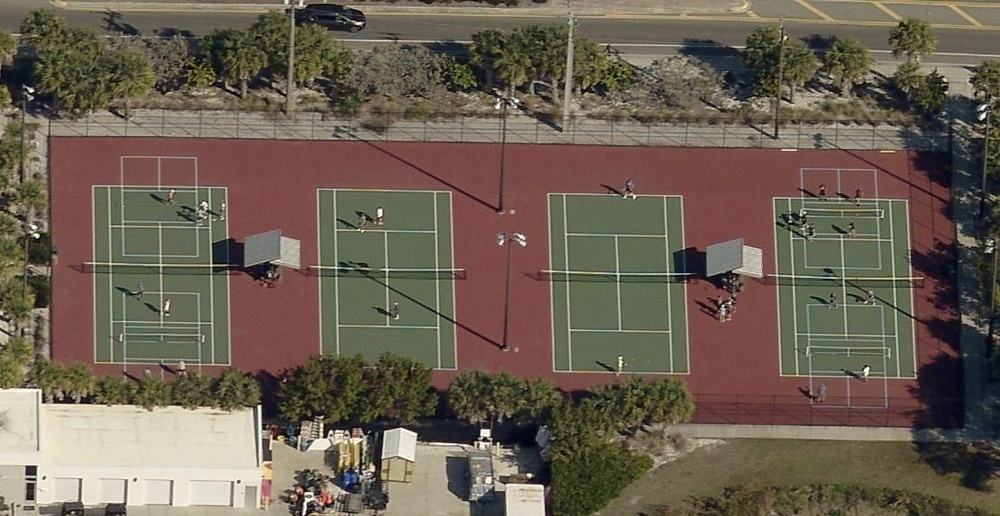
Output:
[
  {"xmin": 52, "ymin": 478, "xmax": 81, "ymax": 502},
  {"xmin": 189, "ymin": 480, "xmax": 232, "ymax": 506},
  {"xmin": 144, "ymin": 479, "xmax": 172, "ymax": 505},
  {"xmin": 98, "ymin": 478, "xmax": 127, "ymax": 503}
]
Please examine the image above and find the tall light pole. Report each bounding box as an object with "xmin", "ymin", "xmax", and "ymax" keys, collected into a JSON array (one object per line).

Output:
[
  {"xmin": 986, "ymin": 238, "xmax": 998, "ymax": 357},
  {"xmin": 285, "ymin": 0, "xmax": 302, "ymax": 115},
  {"xmin": 22, "ymin": 223, "xmax": 40, "ymax": 308},
  {"xmin": 979, "ymin": 102, "xmax": 993, "ymax": 220},
  {"xmin": 20, "ymin": 86, "xmax": 35, "ymax": 184},
  {"xmin": 497, "ymin": 232, "xmax": 527, "ymax": 351},
  {"xmin": 773, "ymin": 22, "xmax": 787, "ymax": 140},
  {"xmin": 494, "ymin": 95, "xmax": 520, "ymax": 214},
  {"xmin": 561, "ymin": 0, "xmax": 576, "ymax": 132}
]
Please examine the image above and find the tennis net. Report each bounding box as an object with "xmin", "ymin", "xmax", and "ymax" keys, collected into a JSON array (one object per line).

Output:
[
  {"xmin": 764, "ymin": 274, "xmax": 924, "ymax": 288},
  {"xmin": 307, "ymin": 266, "xmax": 467, "ymax": 280},
  {"xmin": 806, "ymin": 346, "xmax": 892, "ymax": 358},
  {"xmin": 83, "ymin": 261, "xmax": 232, "ymax": 275},
  {"xmin": 538, "ymin": 269, "xmax": 695, "ymax": 283},
  {"xmin": 802, "ymin": 207, "xmax": 884, "ymax": 218}
]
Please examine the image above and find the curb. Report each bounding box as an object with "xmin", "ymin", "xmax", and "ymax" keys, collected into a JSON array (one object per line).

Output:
[{"xmin": 52, "ymin": 0, "xmax": 752, "ymax": 16}]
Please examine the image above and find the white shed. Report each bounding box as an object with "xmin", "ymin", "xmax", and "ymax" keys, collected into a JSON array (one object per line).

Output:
[
  {"xmin": 379, "ymin": 428, "xmax": 417, "ymax": 483},
  {"xmin": 505, "ymin": 484, "xmax": 546, "ymax": 516}
]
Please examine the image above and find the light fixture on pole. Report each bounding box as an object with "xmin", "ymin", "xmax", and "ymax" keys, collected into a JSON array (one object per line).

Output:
[
  {"xmin": 497, "ymin": 232, "xmax": 527, "ymax": 351},
  {"xmin": 979, "ymin": 102, "xmax": 993, "ymax": 220},
  {"xmin": 22, "ymin": 223, "xmax": 41, "ymax": 308},
  {"xmin": 494, "ymin": 94, "xmax": 521, "ymax": 214},
  {"xmin": 986, "ymin": 238, "xmax": 998, "ymax": 358},
  {"xmin": 773, "ymin": 22, "xmax": 787, "ymax": 140},
  {"xmin": 20, "ymin": 85, "xmax": 36, "ymax": 184}
]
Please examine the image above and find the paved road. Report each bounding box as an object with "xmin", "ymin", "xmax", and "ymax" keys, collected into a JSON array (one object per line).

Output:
[{"xmin": 1, "ymin": 0, "xmax": 1000, "ymax": 64}]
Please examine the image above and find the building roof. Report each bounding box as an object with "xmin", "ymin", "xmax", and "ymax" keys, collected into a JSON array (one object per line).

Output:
[
  {"xmin": 381, "ymin": 428, "xmax": 417, "ymax": 462},
  {"xmin": 0, "ymin": 389, "xmax": 41, "ymax": 464},
  {"xmin": 505, "ymin": 484, "xmax": 545, "ymax": 516},
  {"xmin": 40, "ymin": 404, "xmax": 260, "ymax": 469}
]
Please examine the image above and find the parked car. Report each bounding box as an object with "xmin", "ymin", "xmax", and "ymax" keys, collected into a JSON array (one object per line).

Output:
[
  {"xmin": 105, "ymin": 503, "xmax": 127, "ymax": 516},
  {"xmin": 61, "ymin": 502, "xmax": 85, "ymax": 516},
  {"xmin": 293, "ymin": 4, "xmax": 366, "ymax": 32}
]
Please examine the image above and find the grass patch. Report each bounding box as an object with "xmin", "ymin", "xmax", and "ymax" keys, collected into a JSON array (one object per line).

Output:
[{"xmin": 595, "ymin": 439, "xmax": 1000, "ymax": 515}]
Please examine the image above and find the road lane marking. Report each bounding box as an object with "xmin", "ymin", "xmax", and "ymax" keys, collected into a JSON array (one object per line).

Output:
[
  {"xmin": 794, "ymin": 0, "xmax": 835, "ymax": 21},
  {"xmin": 873, "ymin": 2, "xmax": 903, "ymax": 21},
  {"xmin": 949, "ymin": 4, "xmax": 983, "ymax": 27}
]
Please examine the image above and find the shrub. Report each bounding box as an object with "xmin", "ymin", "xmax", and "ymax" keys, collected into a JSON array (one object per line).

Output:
[{"xmin": 551, "ymin": 441, "xmax": 652, "ymax": 516}]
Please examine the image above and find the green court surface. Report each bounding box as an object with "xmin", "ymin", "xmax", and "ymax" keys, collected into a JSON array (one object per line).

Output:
[
  {"xmin": 773, "ymin": 197, "xmax": 917, "ymax": 382},
  {"xmin": 316, "ymin": 189, "xmax": 457, "ymax": 369},
  {"xmin": 548, "ymin": 193, "xmax": 689, "ymax": 374},
  {"xmin": 92, "ymin": 186, "xmax": 231, "ymax": 367}
]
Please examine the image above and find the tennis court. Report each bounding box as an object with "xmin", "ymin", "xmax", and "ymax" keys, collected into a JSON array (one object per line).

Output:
[
  {"xmin": 316, "ymin": 189, "xmax": 457, "ymax": 369},
  {"xmin": 91, "ymin": 156, "xmax": 230, "ymax": 372},
  {"xmin": 773, "ymin": 168, "xmax": 917, "ymax": 408},
  {"xmin": 548, "ymin": 193, "xmax": 689, "ymax": 375}
]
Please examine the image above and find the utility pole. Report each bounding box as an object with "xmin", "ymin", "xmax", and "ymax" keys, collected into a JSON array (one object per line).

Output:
[
  {"xmin": 986, "ymin": 238, "xmax": 998, "ymax": 358},
  {"xmin": 979, "ymin": 102, "xmax": 993, "ymax": 220},
  {"xmin": 497, "ymin": 232, "xmax": 527, "ymax": 351},
  {"xmin": 494, "ymin": 95, "xmax": 520, "ymax": 214},
  {"xmin": 285, "ymin": 0, "xmax": 301, "ymax": 115},
  {"xmin": 561, "ymin": 0, "xmax": 575, "ymax": 132},
  {"xmin": 773, "ymin": 22, "xmax": 787, "ymax": 140},
  {"xmin": 20, "ymin": 86, "xmax": 35, "ymax": 184}
]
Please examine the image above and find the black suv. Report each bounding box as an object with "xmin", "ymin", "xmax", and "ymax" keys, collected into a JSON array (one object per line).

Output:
[{"xmin": 294, "ymin": 4, "xmax": 366, "ymax": 33}]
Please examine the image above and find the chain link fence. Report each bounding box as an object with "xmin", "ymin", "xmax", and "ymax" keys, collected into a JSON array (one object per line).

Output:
[
  {"xmin": 48, "ymin": 109, "xmax": 951, "ymax": 151},
  {"xmin": 692, "ymin": 393, "xmax": 961, "ymax": 428}
]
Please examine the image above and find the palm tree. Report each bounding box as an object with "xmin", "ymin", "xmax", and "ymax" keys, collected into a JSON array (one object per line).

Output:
[
  {"xmin": 742, "ymin": 26, "xmax": 783, "ymax": 97},
  {"xmin": 1, "ymin": 277, "xmax": 35, "ymax": 329},
  {"xmin": 889, "ymin": 18, "xmax": 937, "ymax": 64},
  {"xmin": 170, "ymin": 372, "xmax": 214, "ymax": 409},
  {"xmin": 0, "ymin": 29, "xmax": 15, "ymax": 85},
  {"xmin": 63, "ymin": 363, "xmax": 96, "ymax": 403},
  {"xmin": 15, "ymin": 179, "xmax": 47, "ymax": 216},
  {"xmin": 19, "ymin": 8, "xmax": 70, "ymax": 52},
  {"xmin": 27, "ymin": 358, "xmax": 66, "ymax": 402},
  {"xmin": 108, "ymin": 50, "xmax": 155, "ymax": 119},
  {"xmin": 822, "ymin": 37, "xmax": 873, "ymax": 96},
  {"xmin": 893, "ymin": 61, "xmax": 924, "ymax": 95},
  {"xmin": 781, "ymin": 40, "xmax": 820, "ymax": 102},
  {"xmin": 515, "ymin": 378, "xmax": 563, "ymax": 423},
  {"xmin": 469, "ymin": 30, "xmax": 507, "ymax": 91},
  {"xmin": 213, "ymin": 369, "xmax": 261, "ymax": 411},
  {"xmin": 971, "ymin": 60, "xmax": 1000, "ymax": 100},
  {"xmin": 135, "ymin": 375, "xmax": 172, "ymax": 411},
  {"xmin": 94, "ymin": 375, "xmax": 136, "ymax": 405},
  {"xmin": 218, "ymin": 29, "xmax": 267, "ymax": 98}
]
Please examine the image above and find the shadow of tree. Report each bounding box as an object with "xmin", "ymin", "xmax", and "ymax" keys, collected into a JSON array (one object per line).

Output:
[{"xmin": 913, "ymin": 439, "xmax": 1000, "ymax": 491}]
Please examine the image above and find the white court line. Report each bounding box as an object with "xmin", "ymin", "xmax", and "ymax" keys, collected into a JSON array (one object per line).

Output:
[
  {"xmin": 889, "ymin": 200, "xmax": 902, "ymax": 376},
  {"xmin": 566, "ymin": 231, "xmax": 668, "ymax": 239},
  {"xmin": 335, "ymin": 228, "xmax": 436, "ymax": 235},
  {"xmin": 316, "ymin": 189, "xmax": 325, "ymax": 356},
  {"xmin": 571, "ymin": 328, "xmax": 671, "ymax": 334},
  {"xmin": 677, "ymin": 195, "xmax": 691, "ymax": 374},
  {"xmin": 333, "ymin": 191, "xmax": 341, "ymax": 355},
  {"xmin": 798, "ymin": 332, "xmax": 895, "ymax": 339},
  {"xmin": 383, "ymin": 230, "xmax": 391, "ymax": 327},
  {"xmin": 447, "ymin": 192, "xmax": 458, "ymax": 370},
  {"xmin": 788, "ymin": 198, "xmax": 802, "ymax": 375},
  {"xmin": 548, "ymin": 195, "xmax": 558, "ymax": 373},
  {"xmin": 614, "ymin": 235, "xmax": 623, "ymax": 331},
  {"xmin": 340, "ymin": 323, "xmax": 438, "ymax": 330},
  {"xmin": 663, "ymin": 197, "xmax": 674, "ymax": 373},
  {"xmin": 903, "ymin": 200, "xmax": 917, "ymax": 378},
  {"xmin": 433, "ymin": 192, "xmax": 442, "ymax": 367},
  {"xmin": 563, "ymin": 194, "xmax": 573, "ymax": 371}
]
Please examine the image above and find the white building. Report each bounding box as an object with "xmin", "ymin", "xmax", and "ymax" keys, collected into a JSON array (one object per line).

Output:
[{"xmin": 0, "ymin": 388, "xmax": 263, "ymax": 512}]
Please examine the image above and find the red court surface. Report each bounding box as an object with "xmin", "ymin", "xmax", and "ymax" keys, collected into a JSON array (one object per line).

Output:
[{"xmin": 50, "ymin": 138, "xmax": 959, "ymax": 428}]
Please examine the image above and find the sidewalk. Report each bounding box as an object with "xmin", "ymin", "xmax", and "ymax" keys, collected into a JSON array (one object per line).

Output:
[{"xmin": 54, "ymin": 0, "xmax": 750, "ymax": 16}]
